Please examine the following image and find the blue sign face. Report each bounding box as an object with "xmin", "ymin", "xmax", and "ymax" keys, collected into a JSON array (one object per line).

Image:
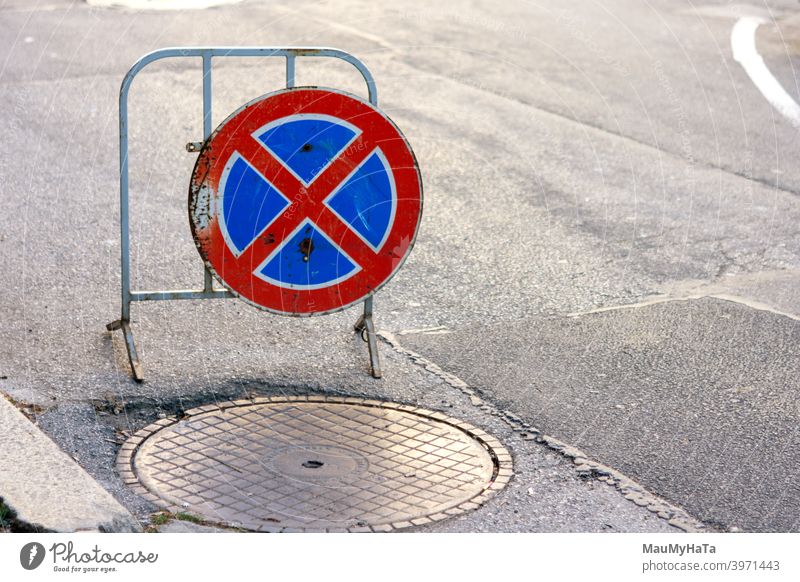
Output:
[{"xmin": 218, "ymin": 114, "xmax": 396, "ymax": 289}]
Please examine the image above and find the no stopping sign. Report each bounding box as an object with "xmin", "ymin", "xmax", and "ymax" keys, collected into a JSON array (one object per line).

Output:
[{"xmin": 189, "ymin": 87, "xmax": 423, "ymax": 315}]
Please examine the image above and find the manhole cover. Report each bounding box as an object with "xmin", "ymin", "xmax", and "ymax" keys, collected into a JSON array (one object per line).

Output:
[{"xmin": 117, "ymin": 396, "xmax": 512, "ymax": 532}]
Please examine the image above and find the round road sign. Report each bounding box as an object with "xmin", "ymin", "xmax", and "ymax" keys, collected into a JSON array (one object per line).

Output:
[
  {"xmin": 189, "ymin": 87, "xmax": 422, "ymax": 315},
  {"xmin": 189, "ymin": 88, "xmax": 422, "ymax": 315}
]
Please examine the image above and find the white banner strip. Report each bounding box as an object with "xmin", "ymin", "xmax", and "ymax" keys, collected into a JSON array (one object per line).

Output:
[{"xmin": 1, "ymin": 533, "xmax": 797, "ymax": 581}]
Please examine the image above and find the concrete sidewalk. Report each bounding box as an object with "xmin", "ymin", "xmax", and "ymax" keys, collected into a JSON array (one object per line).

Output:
[{"xmin": 0, "ymin": 394, "xmax": 140, "ymax": 532}]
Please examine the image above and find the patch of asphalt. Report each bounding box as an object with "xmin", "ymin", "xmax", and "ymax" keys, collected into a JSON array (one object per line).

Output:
[
  {"xmin": 277, "ymin": 0, "xmax": 800, "ymax": 193},
  {"xmin": 396, "ymin": 296, "xmax": 800, "ymax": 532},
  {"xmin": 659, "ymin": 269, "xmax": 800, "ymax": 322},
  {"xmin": 380, "ymin": 332, "xmax": 706, "ymax": 533},
  {"xmin": 34, "ymin": 342, "xmax": 678, "ymax": 533}
]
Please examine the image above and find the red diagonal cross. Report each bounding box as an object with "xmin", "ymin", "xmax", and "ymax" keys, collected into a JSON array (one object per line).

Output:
[{"xmin": 231, "ymin": 132, "xmax": 380, "ymax": 274}]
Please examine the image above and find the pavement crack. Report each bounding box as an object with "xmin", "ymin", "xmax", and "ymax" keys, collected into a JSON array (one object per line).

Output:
[{"xmin": 566, "ymin": 290, "xmax": 800, "ymax": 322}]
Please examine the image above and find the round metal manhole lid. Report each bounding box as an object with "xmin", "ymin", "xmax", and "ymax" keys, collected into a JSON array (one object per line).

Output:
[{"xmin": 117, "ymin": 396, "xmax": 512, "ymax": 532}]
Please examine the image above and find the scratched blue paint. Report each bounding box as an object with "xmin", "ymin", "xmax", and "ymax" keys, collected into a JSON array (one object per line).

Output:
[
  {"xmin": 222, "ymin": 156, "xmax": 289, "ymax": 253},
  {"xmin": 260, "ymin": 220, "xmax": 357, "ymax": 287},
  {"xmin": 326, "ymin": 151, "xmax": 393, "ymax": 249},
  {"xmin": 257, "ymin": 118, "xmax": 356, "ymax": 184}
]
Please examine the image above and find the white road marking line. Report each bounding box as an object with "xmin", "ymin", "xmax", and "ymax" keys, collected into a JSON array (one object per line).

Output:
[
  {"xmin": 731, "ymin": 17, "xmax": 800, "ymax": 129},
  {"xmin": 87, "ymin": 0, "xmax": 242, "ymax": 10}
]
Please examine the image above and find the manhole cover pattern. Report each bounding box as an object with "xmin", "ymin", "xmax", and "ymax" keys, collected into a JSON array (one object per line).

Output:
[{"xmin": 117, "ymin": 396, "xmax": 512, "ymax": 532}]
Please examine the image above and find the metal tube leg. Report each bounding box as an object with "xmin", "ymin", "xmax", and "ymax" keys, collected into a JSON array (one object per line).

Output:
[
  {"xmin": 355, "ymin": 297, "xmax": 381, "ymax": 379},
  {"xmin": 121, "ymin": 320, "xmax": 144, "ymax": 382},
  {"xmin": 364, "ymin": 313, "xmax": 382, "ymax": 379},
  {"xmin": 106, "ymin": 318, "xmax": 144, "ymax": 382}
]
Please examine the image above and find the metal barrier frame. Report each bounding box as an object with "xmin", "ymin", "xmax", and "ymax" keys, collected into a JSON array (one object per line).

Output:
[{"xmin": 107, "ymin": 47, "xmax": 383, "ymax": 382}]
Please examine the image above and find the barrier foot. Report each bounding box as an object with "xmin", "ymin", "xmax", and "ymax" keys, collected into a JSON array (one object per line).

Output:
[
  {"xmin": 107, "ymin": 319, "xmax": 144, "ymax": 382},
  {"xmin": 354, "ymin": 297, "xmax": 382, "ymax": 379}
]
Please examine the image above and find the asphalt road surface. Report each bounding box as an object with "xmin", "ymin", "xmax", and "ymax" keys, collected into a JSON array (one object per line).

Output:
[{"xmin": 1, "ymin": 0, "xmax": 798, "ymax": 532}]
